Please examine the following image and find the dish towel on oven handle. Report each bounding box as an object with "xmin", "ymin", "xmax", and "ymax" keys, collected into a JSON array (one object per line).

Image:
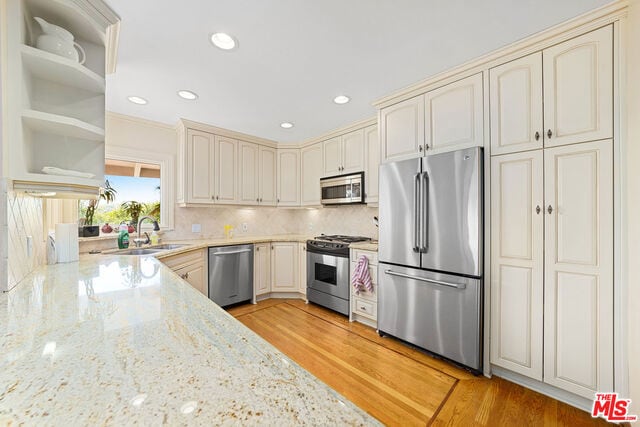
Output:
[{"xmin": 352, "ymin": 255, "xmax": 373, "ymax": 295}]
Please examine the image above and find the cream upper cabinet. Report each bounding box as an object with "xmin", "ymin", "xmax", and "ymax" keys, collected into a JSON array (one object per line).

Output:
[
  {"xmin": 259, "ymin": 146, "xmax": 277, "ymax": 206},
  {"xmin": 341, "ymin": 129, "xmax": 365, "ymax": 174},
  {"xmin": 543, "ymin": 139, "xmax": 613, "ymax": 398},
  {"xmin": 277, "ymin": 149, "xmax": 300, "ymax": 206},
  {"xmin": 322, "ymin": 130, "xmax": 365, "ymax": 176},
  {"xmin": 380, "ymin": 95, "xmax": 425, "ymax": 162},
  {"xmin": 271, "ymin": 242, "xmax": 299, "ymax": 292},
  {"xmin": 323, "ymin": 137, "xmax": 342, "ymax": 176},
  {"xmin": 543, "ymin": 26, "xmax": 613, "ymax": 148},
  {"xmin": 214, "ymin": 136, "xmax": 238, "ymax": 204},
  {"xmin": 238, "ymin": 142, "xmax": 260, "ymax": 205},
  {"xmin": 490, "ymin": 53, "xmax": 544, "ymax": 155},
  {"xmin": 490, "ymin": 150, "xmax": 544, "ymax": 380},
  {"xmin": 424, "ymin": 73, "xmax": 484, "ymax": 154},
  {"xmin": 301, "ymin": 143, "xmax": 323, "ymax": 206},
  {"xmin": 186, "ymin": 129, "xmax": 216, "ymax": 204},
  {"xmin": 364, "ymin": 125, "xmax": 379, "ymax": 204},
  {"xmin": 254, "ymin": 243, "xmax": 271, "ymax": 297}
]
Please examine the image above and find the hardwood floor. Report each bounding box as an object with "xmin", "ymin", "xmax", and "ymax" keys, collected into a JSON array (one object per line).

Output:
[{"xmin": 228, "ymin": 299, "xmax": 608, "ymax": 426}]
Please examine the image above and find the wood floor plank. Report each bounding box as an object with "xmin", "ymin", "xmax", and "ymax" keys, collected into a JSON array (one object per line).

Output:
[{"xmin": 230, "ymin": 300, "xmax": 609, "ymax": 426}]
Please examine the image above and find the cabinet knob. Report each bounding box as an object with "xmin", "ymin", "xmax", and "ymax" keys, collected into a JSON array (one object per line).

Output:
[
  {"xmin": 418, "ymin": 145, "xmax": 423, "ymax": 152},
  {"xmin": 256, "ymin": 198, "xmax": 259, "ymax": 202},
  {"xmin": 547, "ymin": 129, "xmax": 553, "ymax": 139},
  {"xmin": 184, "ymin": 272, "xmax": 189, "ymax": 279},
  {"xmin": 536, "ymin": 205, "xmax": 541, "ymax": 214},
  {"xmin": 277, "ymin": 198, "xmax": 280, "ymax": 203},
  {"xmin": 211, "ymin": 196, "xmax": 214, "ymax": 200},
  {"xmin": 216, "ymin": 195, "xmax": 219, "ymax": 200},
  {"xmin": 425, "ymin": 144, "xmax": 430, "ymax": 150},
  {"xmin": 259, "ymin": 198, "xmax": 262, "ymax": 202},
  {"xmin": 547, "ymin": 205, "xmax": 553, "ymax": 214},
  {"xmin": 257, "ymin": 247, "xmax": 260, "ymax": 251},
  {"xmin": 535, "ymin": 131, "xmax": 540, "ymax": 141}
]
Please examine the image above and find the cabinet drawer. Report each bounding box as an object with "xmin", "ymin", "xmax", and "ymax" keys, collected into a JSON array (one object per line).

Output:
[
  {"xmin": 351, "ymin": 250, "xmax": 378, "ymax": 266},
  {"xmin": 352, "ymin": 297, "xmax": 377, "ymax": 320},
  {"xmin": 161, "ymin": 248, "xmax": 204, "ymax": 270}
]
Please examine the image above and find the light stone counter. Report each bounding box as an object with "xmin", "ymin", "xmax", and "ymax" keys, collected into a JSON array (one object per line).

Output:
[
  {"xmin": 348, "ymin": 242, "xmax": 378, "ymax": 252},
  {"xmin": 0, "ymin": 255, "xmax": 378, "ymax": 425}
]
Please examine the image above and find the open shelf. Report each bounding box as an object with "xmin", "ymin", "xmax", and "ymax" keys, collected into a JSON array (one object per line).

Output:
[
  {"xmin": 21, "ymin": 44, "xmax": 105, "ymax": 94},
  {"xmin": 22, "ymin": 109, "xmax": 105, "ymax": 141}
]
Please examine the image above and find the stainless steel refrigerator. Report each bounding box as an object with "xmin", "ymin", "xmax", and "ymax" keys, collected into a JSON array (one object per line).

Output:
[{"xmin": 377, "ymin": 147, "xmax": 483, "ymax": 372}]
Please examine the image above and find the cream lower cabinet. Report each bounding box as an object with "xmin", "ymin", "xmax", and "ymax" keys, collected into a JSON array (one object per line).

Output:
[
  {"xmin": 254, "ymin": 243, "xmax": 271, "ymax": 298},
  {"xmin": 490, "ymin": 139, "xmax": 613, "ymax": 399},
  {"xmin": 298, "ymin": 243, "xmax": 307, "ymax": 299},
  {"xmin": 161, "ymin": 249, "xmax": 208, "ymax": 296},
  {"xmin": 271, "ymin": 242, "xmax": 299, "ymax": 292},
  {"xmin": 301, "ymin": 143, "xmax": 322, "ymax": 206},
  {"xmin": 349, "ymin": 249, "xmax": 378, "ymax": 328}
]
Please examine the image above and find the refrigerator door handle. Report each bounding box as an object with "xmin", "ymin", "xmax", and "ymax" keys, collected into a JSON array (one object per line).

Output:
[
  {"xmin": 421, "ymin": 171, "xmax": 429, "ymax": 253},
  {"xmin": 384, "ymin": 269, "xmax": 467, "ymax": 290},
  {"xmin": 413, "ymin": 173, "xmax": 420, "ymax": 252}
]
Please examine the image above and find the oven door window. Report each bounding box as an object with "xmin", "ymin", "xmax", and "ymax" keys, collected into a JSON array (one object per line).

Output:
[{"xmin": 315, "ymin": 262, "xmax": 337, "ymax": 286}]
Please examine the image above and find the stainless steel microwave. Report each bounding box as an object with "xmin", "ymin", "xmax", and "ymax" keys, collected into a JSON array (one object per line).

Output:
[{"xmin": 320, "ymin": 172, "xmax": 365, "ymax": 205}]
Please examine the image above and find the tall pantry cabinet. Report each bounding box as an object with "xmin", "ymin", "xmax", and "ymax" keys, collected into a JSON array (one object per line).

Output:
[{"xmin": 489, "ymin": 25, "xmax": 614, "ymax": 399}]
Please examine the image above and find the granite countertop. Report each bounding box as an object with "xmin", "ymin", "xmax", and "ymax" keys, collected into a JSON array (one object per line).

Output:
[{"xmin": 0, "ymin": 255, "xmax": 378, "ymax": 425}]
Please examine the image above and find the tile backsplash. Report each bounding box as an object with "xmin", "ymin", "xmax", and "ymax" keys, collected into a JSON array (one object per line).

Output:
[{"xmin": 3, "ymin": 190, "xmax": 45, "ymax": 291}]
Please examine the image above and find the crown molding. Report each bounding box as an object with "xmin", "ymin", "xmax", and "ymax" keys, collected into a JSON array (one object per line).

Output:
[
  {"xmin": 107, "ymin": 111, "xmax": 177, "ymax": 131},
  {"xmin": 373, "ymin": 0, "xmax": 629, "ymax": 109},
  {"xmin": 295, "ymin": 116, "xmax": 377, "ymax": 148},
  {"xmin": 177, "ymin": 118, "xmax": 280, "ymax": 148}
]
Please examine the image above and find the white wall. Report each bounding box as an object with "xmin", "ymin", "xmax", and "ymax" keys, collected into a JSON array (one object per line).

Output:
[{"xmin": 625, "ymin": 0, "xmax": 640, "ymax": 414}]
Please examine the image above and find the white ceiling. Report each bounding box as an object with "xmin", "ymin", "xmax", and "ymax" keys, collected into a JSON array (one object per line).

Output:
[{"xmin": 105, "ymin": 0, "xmax": 611, "ymax": 143}]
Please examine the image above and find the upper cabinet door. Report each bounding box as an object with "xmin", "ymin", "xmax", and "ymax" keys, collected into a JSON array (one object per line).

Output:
[
  {"xmin": 490, "ymin": 150, "xmax": 544, "ymax": 380},
  {"xmin": 186, "ymin": 129, "xmax": 215, "ymax": 204},
  {"xmin": 238, "ymin": 142, "xmax": 259, "ymax": 205},
  {"xmin": 425, "ymin": 73, "xmax": 484, "ymax": 154},
  {"xmin": 342, "ymin": 128, "xmax": 365, "ymax": 174},
  {"xmin": 301, "ymin": 143, "xmax": 322, "ymax": 206},
  {"xmin": 259, "ymin": 146, "xmax": 277, "ymax": 206},
  {"xmin": 380, "ymin": 94, "xmax": 425, "ymax": 162},
  {"xmin": 543, "ymin": 139, "xmax": 613, "ymax": 398},
  {"xmin": 323, "ymin": 137, "xmax": 342, "ymax": 176},
  {"xmin": 215, "ymin": 136, "xmax": 238, "ymax": 204},
  {"xmin": 277, "ymin": 149, "xmax": 300, "ymax": 206},
  {"xmin": 490, "ymin": 53, "xmax": 544, "ymax": 155},
  {"xmin": 543, "ymin": 26, "xmax": 613, "ymax": 148},
  {"xmin": 364, "ymin": 125, "xmax": 379, "ymax": 204}
]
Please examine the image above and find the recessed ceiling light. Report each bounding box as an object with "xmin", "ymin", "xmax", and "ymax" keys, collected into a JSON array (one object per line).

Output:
[
  {"xmin": 177, "ymin": 90, "xmax": 198, "ymax": 100},
  {"xmin": 333, "ymin": 95, "xmax": 350, "ymax": 104},
  {"xmin": 280, "ymin": 122, "xmax": 294, "ymax": 129},
  {"xmin": 127, "ymin": 96, "xmax": 148, "ymax": 105},
  {"xmin": 210, "ymin": 32, "xmax": 237, "ymax": 50}
]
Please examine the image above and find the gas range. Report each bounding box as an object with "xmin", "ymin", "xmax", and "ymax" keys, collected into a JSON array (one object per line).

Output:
[{"xmin": 306, "ymin": 234, "xmax": 371, "ymax": 257}]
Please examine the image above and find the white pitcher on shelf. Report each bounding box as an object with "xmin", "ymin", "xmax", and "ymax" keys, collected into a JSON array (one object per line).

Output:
[{"xmin": 33, "ymin": 17, "xmax": 85, "ymax": 64}]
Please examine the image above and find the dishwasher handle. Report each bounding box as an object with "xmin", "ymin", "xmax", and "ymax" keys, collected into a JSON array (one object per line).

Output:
[
  {"xmin": 212, "ymin": 249, "xmax": 252, "ymax": 256},
  {"xmin": 384, "ymin": 269, "xmax": 466, "ymax": 290}
]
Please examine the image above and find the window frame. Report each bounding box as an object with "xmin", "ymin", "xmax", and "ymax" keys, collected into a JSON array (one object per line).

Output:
[{"xmin": 105, "ymin": 145, "xmax": 175, "ymax": 231}]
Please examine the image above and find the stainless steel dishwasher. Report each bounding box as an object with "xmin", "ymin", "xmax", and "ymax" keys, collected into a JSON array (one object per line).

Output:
[{"xmin": 208, "ymin": 244, "xmax": 253, "ymax": 307}]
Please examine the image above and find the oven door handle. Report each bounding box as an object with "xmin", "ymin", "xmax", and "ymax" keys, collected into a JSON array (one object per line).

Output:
[{"xmin": 384, "ymin": 269, "xmax": 466, "ymax": 290}]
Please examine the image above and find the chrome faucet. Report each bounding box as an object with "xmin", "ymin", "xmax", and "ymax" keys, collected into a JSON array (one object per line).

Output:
[{"xmin": 133, "ymin": 216, "xmax": 160, "ymax": 247}]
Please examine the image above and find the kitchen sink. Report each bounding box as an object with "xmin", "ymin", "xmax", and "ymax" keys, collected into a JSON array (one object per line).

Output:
[
  {"xmin": 149, "ymin": 244, "xmax": 188, "ymax": 250},
  {"xmin": 116, "ymin": 248, "xmax": 164, "ymax": 256}
]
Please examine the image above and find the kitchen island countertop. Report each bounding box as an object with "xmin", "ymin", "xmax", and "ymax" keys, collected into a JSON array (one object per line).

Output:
[{"xmin": 0, "ymin": 255, "xmax": 377, "ymax": 425}]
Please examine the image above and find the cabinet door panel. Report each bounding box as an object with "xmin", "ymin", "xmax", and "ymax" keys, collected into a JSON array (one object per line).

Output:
[
  {"xmin": 238, "ymin": 142, "xmax": 259, "ymax": 205},
  {"xmin": 342, "ymin": 129, "xmax": 365, "ymax": 174},
  {"xmin": 277, "ymin": 149, "xmax": 300, "ymax": 206},
  {"xmin": 187, "ymin": 129, "xmax": 214, "ymax": 203},
  {"xmin": 254, "ymin": 244, "xmax": 271, "ymax": 296},
  {"xmin": 323, "ymin": 137, "xmax": 342, "ymax": 176},
  {"xmin": 543, "ymin": 139, "xmax": 613, "ymax": 398},
  {"xmin": 215, "ymin": 136, "xmax": 237, "ymax": 204},
  {"xmin": 301, "ymin": 144, "xmax": 322, "ymax": 206},
  {"xmin": 425, "ymin": 73, "xmax": 483, "ymax": 154},
  {"xmin": 490, "ymin": 53, "xmax": 543, "ymax": 155},
  {"xmin": 490, "ymin": 151, "xmax": 544, "ymax": 379},
  {"xmin": 543, "ymin": 26, "xmax": 613, "ymax": 147},
  {"xmin": 260, "ymin": 146, "xmax": 277, "ymax": 205},
  {"xmin": 380, "ymin": 95, "xmax": 425, "ymax": 162},
  {"xmin": 271, "ymin": 243, "xmax": 298, "ymax": 292},
  {"xmin": 364, "ymin": 125, "xmax": 379, "ymax": 203}
]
